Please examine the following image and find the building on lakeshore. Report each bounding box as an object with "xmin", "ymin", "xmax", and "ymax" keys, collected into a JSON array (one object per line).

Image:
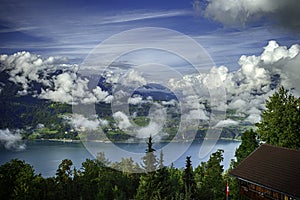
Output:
[{"xmin": 230, "ymin": 144, "xmax": 300, "ymax": 200}]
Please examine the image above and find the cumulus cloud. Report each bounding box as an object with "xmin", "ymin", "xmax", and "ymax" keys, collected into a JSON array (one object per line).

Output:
[
  {"xmin": 135, "ymin": 104, "xmax": 168, "ymax": 139},
  {"xmin": 128, "ymin": 95, "xmax": 143, "ymax": 105},
  {"xmin": 66, "ymin": 114, "xmax": 107, "ymax": 131},
  {"xmin": 197, "ymin": 0, "xmax": 300, "ymax": 30},
  {"xmin": 0, "ymin": 51, "xmax": 113, "ymax": 104},
  {"xmin": 214, "ymin": 119, "xmax": 239, "ymax": 128},
  {"xmin": 93, "ymin": 86, "xmax": 113, "ymax": 103},
  {"xmin": 118, "ymin": 69, "xmax": 147, "ymax": 91},
  {"xmin": 245, "ymin": 114, "xmax": 261, "ymax": 124},
  {"xmin": 0, "ymin": 51, "xmax": 70, "ymax": 90},
  {"xmin": 168, "ymin": 40, "xmax": 300, "ymax": 126},
  {"xmin": 111, "ymin": 102, "xmax": 168, "ymax": 140},
  {"xmin": 135, "ymin": 121, "xmax": 164, "ymax": 139},
  {"xmin": 185, "ymin": 109, "xmax": 209, "ymax": 121},
  {"xmin": 113, "ymin": 111, "xmax": 132, "ymax": 130},
  {"xmin": 1, "ymin": 40, "xmax": 300, "ymax": 129},
  {"xmin": 0, "ymin": 129, "xmax": 26, "ymax": 151},
  {"xmin": 40, "ymin": 73, "xmax": 113, "ymax": 104}
]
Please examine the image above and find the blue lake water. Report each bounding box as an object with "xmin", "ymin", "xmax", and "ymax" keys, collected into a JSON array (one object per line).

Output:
[{"xmin": 0, "ymin": 139, "xmax": 241, "ymax": 177}]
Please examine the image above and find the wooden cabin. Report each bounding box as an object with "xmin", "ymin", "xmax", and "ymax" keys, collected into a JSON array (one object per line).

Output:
[{"xmin": 230, "ymin": 144, "xmax": 300, "ymax": 200}]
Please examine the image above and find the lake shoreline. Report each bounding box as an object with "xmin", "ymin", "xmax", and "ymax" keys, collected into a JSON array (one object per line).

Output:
[{"xmin": 28, "ymin": 137, "xmax": 241, "ymax": 144}]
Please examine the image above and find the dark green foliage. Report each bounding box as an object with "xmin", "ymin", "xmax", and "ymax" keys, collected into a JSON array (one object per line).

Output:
[
  {"xmin": 256, "ymin": 86, "xmax": 300, "ymax": 148},
  {"xmin": 195, "ymin": 149, "xmax": 225, "ymax": 200},
  {"xmin": 136, "ymin": 166, "xmax": 180, "ymax": 199},
  {"xmin": 225, "ymin": 161, "xmax": 239, "ymax": 200},
  {"xmin": 0, "ymin": 159, "xmax": 42, "ymax": 200},
  {"xmin": 136, "ymin": 136, "xmax": 158, "ymax": 199},
  {"xmin": 183, "ymin": 156, "xmax": 197, "ymax": 199},
  {"xmin": 55, "ymin": 159, "xmax": 74, "ymax": 200},
  {"xmin": 0, "ymin": 140, "xmax": 233, "ymax": 200},
  {"xmin": 235, "ymin": 129, "xmax": 259, "ymax": 164}
]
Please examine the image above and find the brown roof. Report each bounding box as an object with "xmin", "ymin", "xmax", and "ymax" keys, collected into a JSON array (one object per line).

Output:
[{"xmin": 230, "ymin": 144, "xmax": 300, "ymax": 197}]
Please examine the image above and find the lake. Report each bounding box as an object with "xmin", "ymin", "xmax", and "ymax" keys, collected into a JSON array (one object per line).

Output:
[{"xmin": 0, "ymin": 139, "xmax": 241, "ymax": 177}]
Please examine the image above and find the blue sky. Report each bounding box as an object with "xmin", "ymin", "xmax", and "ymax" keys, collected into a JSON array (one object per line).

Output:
[{"xmin": 1, "ymin": 0, "xmax": 300, "ymax": 70}]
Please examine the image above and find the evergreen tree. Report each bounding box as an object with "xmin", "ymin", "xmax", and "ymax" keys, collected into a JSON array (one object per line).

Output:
[
  {"xmin": 152, "ymin": 167, "xmax": 174, "ymax": 199},
  {"xmin": 256, "ymin": 86, "xmax": 300, "ymax": 148},
  {"xmin": 169, "ymin": 163, "xmax": 184, "ymax": 199},
  {"xmin": 78, "ymin": 159, "xmax": 102, "ymax": 200},
  {"xmin": 142, "ymin": 136, "xmax": 158, "ymax": 172},
  {"xmin": 0, "ymin": 159, "xmax": 41, "ymax": 200},
  {"xmin": 235, "ymin": 129, "xmax": 259, "ymax": 164},
  {"xmin": 136, "ymin": 136, "xmax": 159, "ymax": 199},
  {"xmin": 183, "ymin": 156, "xmax": 197, "ymax": 199},
  {"xmin": 55, "ymin": 159, "xmax": 74, "ymax": 200},
  {"xmin": 196, "ymin": 149, "xmax": 225, "ymax": 200}
]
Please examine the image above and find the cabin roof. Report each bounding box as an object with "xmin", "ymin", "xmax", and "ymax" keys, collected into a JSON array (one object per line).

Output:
[{"xmin": 229, "ymin": 144, "xmax": 300, "ymax": 197}]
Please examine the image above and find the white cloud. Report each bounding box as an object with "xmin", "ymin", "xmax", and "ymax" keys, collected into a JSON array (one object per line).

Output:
[
  {"xmin": 135, "ymin": 104, "xmax": 167, "ymax": 139},
  {"xmin": 245, "ymin": 114, "xmax": 261, "ymax": 124},
  {"xmin": 128, "ymin": 95, "xmax": 143, "ymax": 105},
  {"xmin": 92, "ymin": 86, "xmax": 113, "ymax": 103},
  {"xmin": 1, "ymin": 40, "xmax": 300, "ymax": 127},
  {"xmin": 214, "ymin": 119, "xmax": 239, "ymax": 128},
  {"xmin": 187, "ymin": 109, "xmax": 209, "ymax": 121},
  {"xmin": 113, "ymin": 111, "xmax": 132, "ymax": 130},
  {"xmin": 135, "ymin": 121, "xmax": 164, "ymax": 139},
  {"xmin": 199, "ymin": 0, "xmax": 300, "ymax": 30},
  {"xmin": 67, "ymin": 114, "xmax": 101, "ymax": 131},
  {"xmin": 0, "ymin": 51, "xmax": 113, "ymax": 104},
  {"xmin": 0, "ymin": 51, "xmax": 72, "ymax": 90},
  {"xmin": 0, "ymin": 129, "xmax": 26, "ymax": 150},
  {"xmin": 168, "ymin": 40, "xmax": 300, "ymax": 125},
  {"xmin": 229, "ymin": 99, "xmax": 247, "ymax": 110},
  {"xmin": 161, "ymin": 99, "xmax": 178, "ymax": 106},
  {"xmin": 120, "ymin": 69, "xmax": 147, "ymax": 87}
]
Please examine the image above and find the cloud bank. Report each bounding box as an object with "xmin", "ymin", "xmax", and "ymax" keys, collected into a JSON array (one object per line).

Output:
[
  {"xmin": 1, "ymin": 40, "xmax": 299, "ymax": 130},
  {"xmin": 168, "ymin": 40, "xmax": 300, "ymax": 126}
]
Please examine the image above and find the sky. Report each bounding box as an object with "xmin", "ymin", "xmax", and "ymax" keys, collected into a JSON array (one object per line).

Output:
[
  {"xmin": 1, "ymin": 0, "xmax": 300, "ymax": 69},
  {"xmin": 1, "ymin": 0, "xmax": 300, "ymax": 145}
]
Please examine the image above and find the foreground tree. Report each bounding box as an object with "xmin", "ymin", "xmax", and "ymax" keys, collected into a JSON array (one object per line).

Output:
[
  {"xmin": 256, "ymin": 86, "xmax": 300, "ymax": 148},
  {"xmin": 183, "ymin": 156, "xmax": 197, "ymax": 200},
  {"xmin": 0, "ymin": 159, "xmax": 41, "ymax": 200},
  {"xmin": 55, "ymin": 159, "xmax": 74, "ymax": 200},
  {"xmin": 142, "ymin": 136, "xmax": 158, "ymax": 172},
  {"xmin": 196, "ymin": 149, "xmax": 225, "ymax": 200},
  {"xmin": 235, "ymin": 129, "xmax": 259, "ymax": 164},
  {"xmin": 136, "ymin": 136, "xmax": 158, "ymax": 199}
]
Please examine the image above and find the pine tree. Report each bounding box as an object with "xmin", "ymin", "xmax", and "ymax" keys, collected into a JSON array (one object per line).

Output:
[
  {"xmin": 256, "ymin": 86, "xmax": 300, "ymax": 148},
  {"xmin": 136, "ymin": 136, "xmax": 158, "ymax": 199},
  {"xmin": 183, "ymin": 156, "xmax": 197, "ymax": 199},
  {"xmin": 55, "ymin": 159, "xmax": 74, "ymax": 200},
  {"xmin": 142, "ymin": 136, "xmax": 158, "ymax": 172},
  {"xmin": 196, "ymin": 150, "xmax": 225, "ymax": 200},
  {"xmin": 235, "ymin": 129, "xmax": 259, "ymax": 164}
]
